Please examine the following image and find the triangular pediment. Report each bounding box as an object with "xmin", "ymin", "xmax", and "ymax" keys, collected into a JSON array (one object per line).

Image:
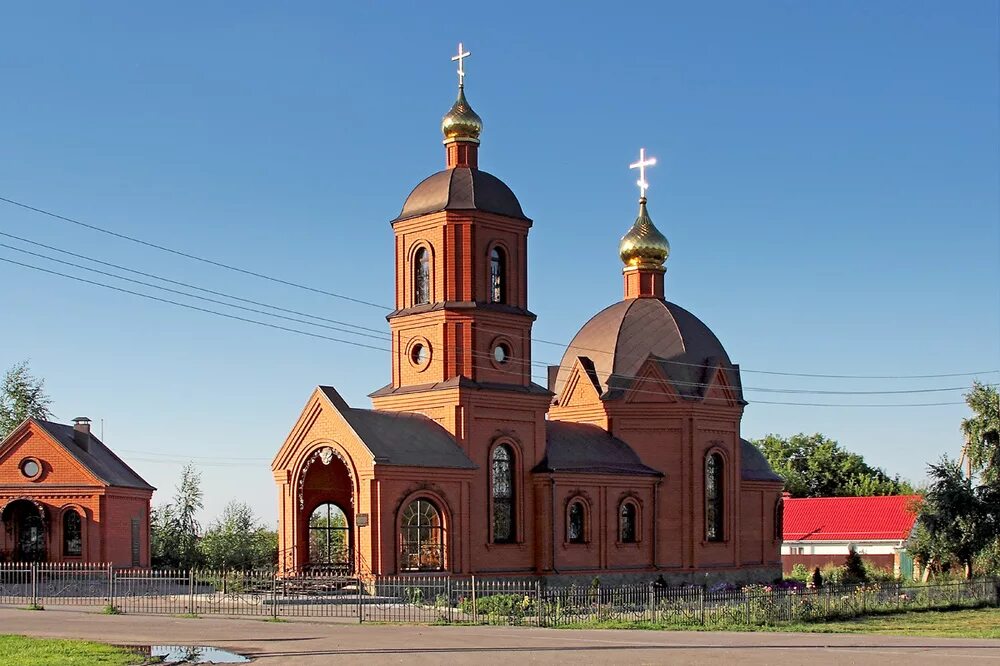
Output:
[
  {"xmin": 701, "ymin": 362, "xmax": 739, "ymax": 408},
  {"xmin": 624, "ymin": 357, "xmax": 680, "ymax": 403},
  {"xmin": 0, "ymin": 420, "xmax": 106, "ymax": 487},
  {"xmin": 271, "ymin": 386, "xmax": 374, "ymax": 475},
  {"xmin": 557, "ymin": 357, "xmax": 602, "ymax": 408}
]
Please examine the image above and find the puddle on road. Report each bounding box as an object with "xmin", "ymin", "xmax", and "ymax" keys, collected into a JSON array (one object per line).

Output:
[{"xmin": 125, "ymin": 645, "xmax": 250, "ymax": 664}]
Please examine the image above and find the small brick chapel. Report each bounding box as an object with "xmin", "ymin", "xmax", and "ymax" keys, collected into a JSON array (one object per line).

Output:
[
  {"xmin": 272, "ymin": 47, "xmax": 784, "ymax": 583},
  {"xmin": 0, "ymin": 417, "xmax": 154, "ymax": 566}
]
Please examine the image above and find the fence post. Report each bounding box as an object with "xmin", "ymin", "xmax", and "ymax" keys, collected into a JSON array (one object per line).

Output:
[
  {"xmin": 357, "ymin": 576, "xmax": 363, "ymax": 624},
  {"xmin": 471, "ymin": 575, "xmax": 478, "ymax": 624},
  {"xmin": 648, "ymin": 582, "xmax": 655, "ymax": 624},
  {"xmin": 271, "ymin": 572, "xmax": 278, "ymax": 620},
  {"xmin": 535, "ymin": 580, "xmax": 543, "ymax": 628},
  {"xmin": 30, "ymin": 563, "xmax": 37, "ymax": 608},
  {"xmin": 188, "ymin": 569, "xmax": 195, "ymax": 615},
  {"xmin": 745, "ymin": 589, "xmax": 751, "ymax": 625},
  {"xmin": 107, "ymin": 564, "xmax": 115, "ymax": 611},
  {"xmin": 699, "ymin": 586, "xmax": 705, "ymax": 625}
]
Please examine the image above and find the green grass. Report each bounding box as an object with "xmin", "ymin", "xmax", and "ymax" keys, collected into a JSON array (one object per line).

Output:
[
  {"xmin": 776, "ymin": 607, "xmax": 1000, "ymax": 639},
  {"xmin": 557, "ymin": 607, "xmax": 1000, "ymax": 639},
  {"xmin": 0, "ymin": 635, "xmax": 143, "ymax": 666}
]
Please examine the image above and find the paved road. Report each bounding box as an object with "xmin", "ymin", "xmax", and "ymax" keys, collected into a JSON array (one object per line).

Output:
[{"xmin": 1, "ymin": 608, "xmax": 999, "ymax": 665}]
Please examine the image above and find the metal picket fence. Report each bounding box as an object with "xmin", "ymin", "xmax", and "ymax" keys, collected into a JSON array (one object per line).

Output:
[{"xmin": 0, "ymin": 563, "xmax": 996, "ymax": 627}]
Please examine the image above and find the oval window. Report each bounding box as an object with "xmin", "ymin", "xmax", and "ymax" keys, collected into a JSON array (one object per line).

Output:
[
  {"xmin": 410, "ymin": 343, "xmax": 429, "ymax": 366},
  {"xmin": 21, "ymin": 459, "xmax": 40, "ymax": 478},
  {"xmin": 493, "ymin": 343, "xmax": 510, "ymax": 365}
]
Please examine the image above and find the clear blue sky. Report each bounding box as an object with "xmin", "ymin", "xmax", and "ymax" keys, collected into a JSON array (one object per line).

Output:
[{"xmin": 1, "ymin": 2, "xmax": 997, "ymax": 526}]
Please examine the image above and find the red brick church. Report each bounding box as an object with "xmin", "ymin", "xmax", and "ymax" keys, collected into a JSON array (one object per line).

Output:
[{"xmin": 272, "ymin": 46, "xmax": 784, "ymax": 583}]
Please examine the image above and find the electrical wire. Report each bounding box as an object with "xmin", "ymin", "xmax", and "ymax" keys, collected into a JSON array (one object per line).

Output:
[
  {"xmin": 0, "ymin": 254, "xmax": 979, "ymax": 408},
  {"xmin": 4, "ymin": 194, "xmax": 995, "ymax": 381}
]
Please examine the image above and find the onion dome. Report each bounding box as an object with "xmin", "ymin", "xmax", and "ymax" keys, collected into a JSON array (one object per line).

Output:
[
  {"xmin": 618, "ymin": 197, "xmax": 670, "ymax": 269},
  {"xmin": 441, "ymin": 87, "xmax": 483, "ymax": 143}
]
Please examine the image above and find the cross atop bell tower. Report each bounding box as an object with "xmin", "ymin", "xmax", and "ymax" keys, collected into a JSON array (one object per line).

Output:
[{"xmin": 441, "ymin": 42, "xmax": 483, "ymax": 169}]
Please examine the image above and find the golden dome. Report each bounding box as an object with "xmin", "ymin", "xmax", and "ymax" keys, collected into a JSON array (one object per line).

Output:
[
  {"xmin": 441, "ymin": 87, "xmax": 483, "ymax": 142},
  {"xmin": 619, "ymin": 197, "xmax": 670, "ymax": 269}
]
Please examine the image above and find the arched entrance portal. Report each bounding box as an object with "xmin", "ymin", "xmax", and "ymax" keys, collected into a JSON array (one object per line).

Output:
[
  {"xmin": 2, "ymin": 499, "xmax": 48, "ymax": 562},
  {"xmin": 298, "ymin": 447, "xmax": 355, "ymax": 574}
]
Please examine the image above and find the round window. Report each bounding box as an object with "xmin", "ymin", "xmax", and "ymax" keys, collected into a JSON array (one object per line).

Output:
[
  {"xmin": 493, "ymin": 343, "xmax": 511, "ymax": 365},
  {"xmin": 20, "ymin": 459, "xmax": 40, "ymax": 479},
  {"xmin": 410, "ymin": 343, "xmax": 429, "ymax": 366}
]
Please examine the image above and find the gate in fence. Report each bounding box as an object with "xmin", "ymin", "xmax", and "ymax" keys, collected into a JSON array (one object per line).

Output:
[{"xmin": 1, "ymin": 563, "xmax": 997, "ymax": 626}]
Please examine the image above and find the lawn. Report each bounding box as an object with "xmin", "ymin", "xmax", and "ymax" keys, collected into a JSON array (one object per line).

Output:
[
  {"xmin": 776, "ymin": 607, "xmax": 1000, "ymax": 639},
  {"xmin": 559, "ymin": 607, "xmax": 1000, "ymax": 639},
  {"xmin": 0, "ymin": 635, "xmax": 143, "ymax": 666}
]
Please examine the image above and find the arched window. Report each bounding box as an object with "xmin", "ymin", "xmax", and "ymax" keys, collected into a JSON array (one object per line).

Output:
[
  {"xmin": 400, "ymin": 499, "xmax": 444, "ymax": 571},
  {"xmin": 489, "ymin": 247, "xmax": 506, "ymax": 304},
  {"xmin": 491, "ymin": 444, "xmax": 515, "ymax": 543},
  {"xmin": 567, "ymin": 500, "xmax": 587, "ymax": 544},
  {"xmin": 309, "ymin": 503, "xmax": 350, "ymax": 569},
  {"xmin": 619, "ymin": 501, "xmax": 638, "ymax": 543},
  {"xmin": 63, "ymin": 509, "xmax": 82, "ymax": 556},
  {"xmin": 414, "ymin": 247, "xmax": 430, "ymax": 305},
  {"xmin": 705, "ymin": 453, "xmax": 725, "ymax": 542},
  {"xmin": 774, "ymin": 498, "xmax": 783, "ymax": 542}
]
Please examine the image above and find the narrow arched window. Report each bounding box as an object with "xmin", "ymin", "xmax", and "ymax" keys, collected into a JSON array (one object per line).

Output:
[
  {"xmin": 774, "ymin": 498, "xmax": 783, "ymax": 542},
  {"xmin": 705, "ymin": 453, "xmax": 725, "ymax": 542},
  {"xmin": 63, "ymin": 509, "xmax": 82, "ymax": 556},
  {"xmin": 619, "ymin": 501, "xmax": 638, "ymax": 543},
  {"xmin": 489, "ymin": 247, "xmax": 506, "ymax": 304},
  {"xmin": 568, "ymin": 500, "xmax": 587, "ymax": 544},
  {"xmin": 491, "ymin": 444, "xmax": 515, "ymax": 543},
  {"xmin": 400, "ymin": 499, "xmax": 445, "ymax": 571},
  {"xmin": 414, "ymin": 247, "xmax": 430, "ymax": 305}
]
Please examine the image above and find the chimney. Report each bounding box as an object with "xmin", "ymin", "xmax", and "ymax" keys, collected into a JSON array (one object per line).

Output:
[{"xmin": 72, "ymin": 417, "xmax": 91, "ymax": 452}]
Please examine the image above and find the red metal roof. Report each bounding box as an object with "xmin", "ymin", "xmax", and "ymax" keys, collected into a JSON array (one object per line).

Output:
[{"xmin": 783, "ymin": 495, "xmax": 921, "ymax": 542}]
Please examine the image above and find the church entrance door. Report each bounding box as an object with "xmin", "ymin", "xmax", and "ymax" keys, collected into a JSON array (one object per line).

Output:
[
  {"xmin": 3, "ymin": 500, "xmax": 47, "ymax": 562},
  {"xmin": 308, "ymin": 502, "xmax": 352, "ymax": 574}
]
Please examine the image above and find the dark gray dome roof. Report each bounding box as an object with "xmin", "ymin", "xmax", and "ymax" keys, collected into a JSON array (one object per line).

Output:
[
  {"xmin": 395, "ymin": 168, "xmax": 527, "ymax": 222},
  {"xmin": 552, "ymin": 298, "xmax": 743, "ymax": 402}
]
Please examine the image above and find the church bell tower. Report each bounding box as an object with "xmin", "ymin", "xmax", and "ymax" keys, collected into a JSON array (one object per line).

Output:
[{"xmin": 370, "ymin": 44, "xmax": 550, "ymax": 444}]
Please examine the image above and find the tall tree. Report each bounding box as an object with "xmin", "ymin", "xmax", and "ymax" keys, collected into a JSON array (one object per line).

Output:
[
  {"xmin": 150, "ymin": 463, "xmax": 204, "ymax": 568},
  {"xmin": 914, "ymin": 456, "xmax": 999, "ymax": 579},
  {"xmin": 752, "ymin": 433, "xmax": 913, "ymax": 498},
  {"xmin": 199, "ymin": 501, "xmax": 277, "ymax": 570},
  {"xmin": 0, "ymin": 361, "xmax": 53, "ymax": 439},
  {"xmin": 961, "ymin": 381, "xmax": 1000, "ymax": 485}
]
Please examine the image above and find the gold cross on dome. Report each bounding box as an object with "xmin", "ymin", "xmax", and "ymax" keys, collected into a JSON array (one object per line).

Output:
[
  {"xmin": 452, "ymin": 42, "xmax": 471, "ymax": 87},
  {"xmin": 629, "ymin": 148, "xmax": 657, "ymax": 199}
]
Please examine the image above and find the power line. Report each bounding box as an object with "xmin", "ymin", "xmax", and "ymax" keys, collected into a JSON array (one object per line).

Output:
[
  {"xmin": 4, "ymin": 194, "xmax": 995, "ymax": 381},
  {"xmin": 0, "ymin": 195, "xmax": 389, "ymax": 310},
  {"xmin": 0, "ymin": 241, "xmax": 391, "ymax": 341},
  {"xmin": 0, "ymin": 231, "xmax": 391, "ymax": 337},
  {"xmin": 0, "ymin": 254, "xmax": 990, "ymax": 407},
  {"xmin": 0, "ymin": 256, "xmax": 391, "ymax": 353}
]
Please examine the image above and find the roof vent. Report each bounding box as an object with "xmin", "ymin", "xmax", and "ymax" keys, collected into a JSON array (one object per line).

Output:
[{"xmin": 72, "ymin": 417, "xmax": 91, "ymax": 452}]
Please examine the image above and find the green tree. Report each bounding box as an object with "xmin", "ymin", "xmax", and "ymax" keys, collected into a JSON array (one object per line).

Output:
[
  {"xmin": 961, "ymin": 382, "xmax": 1000, "ymax": 486},
  {"xmin": 842, "ymin": 545, "xmax": 868, "ymax": 584},
  {"xmin": 199, "ymin": 501, "xmax": 277, "ymax": 570},
  {"xmin": 150, "ymin": 463, "xmax": 204, "ymax": 568},
  {"xmin": 914, "ymin": 456, "xmax": 999, "ymax": 579},
  {"xmin": 0, "ymin": 361, "xmax": 53, "ymax": 439},
  {"xmin": 752, "ymin": 433, "xmax": 913, "ymax": 498}
]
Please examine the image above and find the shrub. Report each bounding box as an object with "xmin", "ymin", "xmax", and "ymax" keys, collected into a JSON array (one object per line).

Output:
[
  {"xmin": 787, "ymin": 564, "xmax": 810, "ymax": 582},
  {"xmin": 459, "ymin": 593, "xmax": 533, "ymax": 618},
  {"xmin": 843, "ymin": 547, "xmax": 868, "ymax": 584}
]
